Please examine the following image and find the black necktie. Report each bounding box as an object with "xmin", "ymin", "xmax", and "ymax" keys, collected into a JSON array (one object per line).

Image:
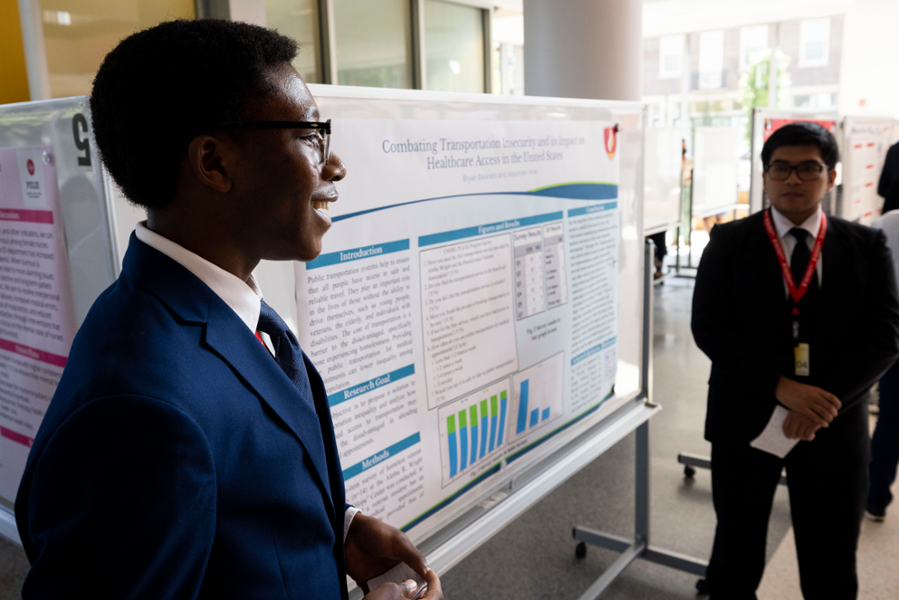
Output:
[
  {"xmin": 256, "ymin": 300, "xmax": 315, "ymax": 408},
  {"xmin": 789, "ymin": 228, "xmax": 819, "ymax": 302}
]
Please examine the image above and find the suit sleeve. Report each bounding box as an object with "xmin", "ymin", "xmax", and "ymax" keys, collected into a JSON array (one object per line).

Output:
[
  {"xmin": 22, "ymin": 395, "xmax": 216, "ymax": 600},
  {"xmin": 828, "ymin": 230, "xmax": 899, "ymax": 413},
  {"xmin": 879, "ymin": 145, "xmax": 899, "ymax": 198},
  {"xmin": 691, "ymin": 225, "xmax": 786, "ymax": 398}
]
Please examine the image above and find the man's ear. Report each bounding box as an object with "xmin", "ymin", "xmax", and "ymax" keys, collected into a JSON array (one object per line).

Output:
[
  {"xmin": 186, "ymin": 135, "xmax": 233, "ymax": 193},
  {"xmin": 827, "ymin": 167, "xmax": 837, "ymax": 192}
]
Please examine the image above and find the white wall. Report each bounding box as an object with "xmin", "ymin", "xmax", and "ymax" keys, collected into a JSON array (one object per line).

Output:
[{"xmin": 839, "ymin": 0, "xmax": 899, "ymax": 118}]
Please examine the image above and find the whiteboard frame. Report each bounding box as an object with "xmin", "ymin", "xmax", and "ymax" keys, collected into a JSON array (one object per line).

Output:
[{"xmin": 302, "ymin": 84, "xmax": 649, "ymax": 546}]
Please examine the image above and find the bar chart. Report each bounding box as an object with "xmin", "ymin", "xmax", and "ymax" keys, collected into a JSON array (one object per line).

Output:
[
  {"xmin": 509, "ymin": 352, "xmax": 565, "ymax": 442},
  {"xmin": 438, "ymin": 379, "xmax": 510, "ymax": 486}
]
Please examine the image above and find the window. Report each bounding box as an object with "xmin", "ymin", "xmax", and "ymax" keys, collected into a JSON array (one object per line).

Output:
[
  {"xmin": 799, "ymin": 18, "xmax": 830, "ymax": 67},
  {"xmin": 818, "ymin": 92, "xmax": 836, "ymax": 108},
  {"xmin": 265, "ymin": 0, "xmax": 322, "ymax": 83},
  {"xmin": 698, "ymin": 31, "xmax": 724, "ymax": 90},
  {"xmin": 491, "ymin": 7, "xmax": 523, "ymax": 95},
  {"xmin": 334, "ymin": 0, "xmax": 413, "ymax": 89},
  {"xmin": 425, "ymin": 0, "xmax": 485, "ymax": 93},
  {"xmin": 739, "ymin": 25, "xmax": 768, "ymax": 71},
  {"xmin": 39, "ymin": 0, "xmax": 195, "ymax": 98},
  {"xmin": 658, "ymin": 35, "xmax": 684, "ymax": 79}
]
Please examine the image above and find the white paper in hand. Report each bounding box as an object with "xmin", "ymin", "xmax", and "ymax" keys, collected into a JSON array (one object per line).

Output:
[
  {"xmin": 367, "ymin": 562, "xmax": 427, "ymax": 599},
  {"xmin": 749, "ymin": 406, "xmax": 800, "ymax": 459}
]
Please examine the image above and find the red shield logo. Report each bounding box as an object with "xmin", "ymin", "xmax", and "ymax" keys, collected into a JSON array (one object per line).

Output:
[
  {"xmin": 27, "ymin": 159, "xmax": 35, "ymax": 176},
  {"xmin": 604, "ymin": 127, "xmax": 617, "ymax": 160}
]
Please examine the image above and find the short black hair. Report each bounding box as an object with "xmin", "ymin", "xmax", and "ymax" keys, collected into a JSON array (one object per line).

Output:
[
  {"xmin": 761, "ymin": 121, "xmax": 839, "ymax": 170},
  {"xmin": 90, "ymin": 19, "xmax": 298, "ymax": 210}
]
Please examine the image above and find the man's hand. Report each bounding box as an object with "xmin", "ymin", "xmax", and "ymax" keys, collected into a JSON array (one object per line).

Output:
[
  {"xmin": 775, "ymin": 376, "xmax": 840, "ymax": 428},
  {"xmin": 782, "ymin": 410, "xmax": 821, "ymax": 441},
  {"xmin": 346, "ymin": 513, "xmax": 443, "ymax": 600},
  {"xmin": 363, "ymin": 570, "xmax": 442, "ymax": 600}
]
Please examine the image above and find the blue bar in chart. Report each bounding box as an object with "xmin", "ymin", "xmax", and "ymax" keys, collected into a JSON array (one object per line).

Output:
[
  {"xmin": 530, "ymin": 408, "xmax": 539, "ymax": 428},
  {"xmin": 447, "ymin": 415, "xmax": 458, "ymax": 478},
  {"xmin": 458, "ymin": 410, "xmax": 468, "ymax": 471},
  {"xmin": 542, "ymin": 407, "xmax": 550, "ymax": 421},
  {"xmin": 469, "ymin": 406, "xmax": 479, "ymax": 464},
  {"xmin": 516, "ymin": 380, "xmax": 530, "ymax": 434},
  {"xmin": 479, "ymin": 400, "xmax": 489, "ymax": 459},
  {"xmin": 497, "ymin": 391, "xmax": 507, "ymax": 444},
  {"xmin": 439, "ymin": 381, "xmax": 512, "ymax": 485},
  {"xmin": 488, "ymin": 395, "xmax": 499, "ymax": 452}
]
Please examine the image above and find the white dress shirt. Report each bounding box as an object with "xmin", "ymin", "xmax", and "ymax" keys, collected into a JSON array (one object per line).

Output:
[
  {"xmin": 769, "ymin": 206, "xmax": 824, "ymax": 293},
  {"xmin": 134, "ymin": 223, "xmax": 360, "ymax": 539}
]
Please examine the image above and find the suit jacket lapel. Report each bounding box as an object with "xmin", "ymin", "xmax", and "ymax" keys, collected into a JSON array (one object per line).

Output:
[
  {"xmin": 121, "ymin": 235, "xmax": 336, "ymax": 518},
  {"xmin": 820, "ymin": 217, "xmax": 851, "ymax": 323},
  {"xmin": 747, "ymin": 214, "xmax": 791, "ymax": 322},
  {"xmin": 204, "ymin": 311, "xmax": 336, "ymax": 518}
]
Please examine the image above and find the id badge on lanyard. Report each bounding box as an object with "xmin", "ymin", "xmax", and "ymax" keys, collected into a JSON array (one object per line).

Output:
[{"xmin": 763, "ymin": 209, "xmax": 826, "ymax": 377}]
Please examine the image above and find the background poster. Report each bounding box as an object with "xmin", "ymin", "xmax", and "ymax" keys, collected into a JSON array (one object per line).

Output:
[
  {"xmin": 841, "ymin": 118, "xmax": 893, "ymax": 224},
  {"xmin": 0, "ymin": 147, "xmax": 76, "ymax": 502},
  {"xmin": 296, "ymin": 117, "xmax": 621, "ymax": 540}
]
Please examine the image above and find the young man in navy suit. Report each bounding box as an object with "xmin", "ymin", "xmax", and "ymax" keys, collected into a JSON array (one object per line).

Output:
[
  {"xmin": 15, "ymin": 20, "xmax": 441, "ymax": 600},
  {"xmin": 692, "ymin": 122, "xmax": 899, "ymax": 600}
]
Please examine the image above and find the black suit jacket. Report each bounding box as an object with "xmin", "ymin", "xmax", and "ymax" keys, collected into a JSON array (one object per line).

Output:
[{"xmin": 692, "ymin": 211, "xmax": 899, "ymax": 444}]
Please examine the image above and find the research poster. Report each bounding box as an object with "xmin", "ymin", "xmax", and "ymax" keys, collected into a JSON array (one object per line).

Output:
[
  {"xmin": 842, "ymin": 119, "xmax": 892, "ymax": 225},
  {"xmin": 296, "ymin": 116, "xmax": 620, "ymax": 539},
  {"xmin": 0, "ymin": 147, "xmax": 77, "ymax": 503}
]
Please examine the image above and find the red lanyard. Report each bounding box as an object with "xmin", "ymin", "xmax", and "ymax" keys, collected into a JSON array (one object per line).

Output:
[{"xmin": 763, "ymin": 208, "xmax": 827, "ymax": 315}]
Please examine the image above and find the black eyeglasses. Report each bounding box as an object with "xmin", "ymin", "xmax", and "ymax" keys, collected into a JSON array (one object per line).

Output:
[
  {"xmin": 765, "ymin": 161, "xmax": 825, "ymax": 181},
  {"xmin": 217, "ymin": 119, "xmax": 331, "ymax": 163}
]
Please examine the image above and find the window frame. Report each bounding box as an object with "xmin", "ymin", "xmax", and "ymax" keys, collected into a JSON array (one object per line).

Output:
[
  {"xmin": 739, "ymin": 25, "xmax": 769, "ymax": 72},
  {"xmin": 698, "ymin": 30, "xmax": 724, "ymax": 90},
  {"xmin": 658, "ymin": 34, "xmax": 685, "ymax": 80},
  {"xmin": 798, "ymin": 18, "xmax": 830, "ymax": 68}
]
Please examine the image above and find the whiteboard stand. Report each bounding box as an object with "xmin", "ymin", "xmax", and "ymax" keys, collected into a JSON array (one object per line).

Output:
[
  {"xmin": 675, "ymin": 169, "xmax": 698, "ymax": 278},
  {"xmin": 570, "ymin": 242, "xmax": 708, "ymax": 600}
]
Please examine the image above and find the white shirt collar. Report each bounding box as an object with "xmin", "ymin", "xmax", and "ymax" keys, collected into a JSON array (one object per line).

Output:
[
  {"xmin": 770, "ymin": 205, "xmax": 822, "ymax": 242},
  {"xmin": 135, "ymin": 222, "xmax": 261, "ymax": 332}
]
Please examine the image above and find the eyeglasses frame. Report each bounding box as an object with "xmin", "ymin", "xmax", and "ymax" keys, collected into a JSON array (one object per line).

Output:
[
  {"xmin": 764, "ymin": 160, "xmax": 827, "ymax": 182},
  {"xmin": 216, "ymin": 119, "xmax": 331, "ymax": 164}
]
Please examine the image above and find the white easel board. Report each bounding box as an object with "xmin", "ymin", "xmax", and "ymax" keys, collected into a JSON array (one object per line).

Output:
[
  {"xmin": 292, "ymin": 86, "xmax": 646, "ymax": 544},
  {"xmin": 841, "ymin": 116, "xmax": 893, "ymax": 225},
  {"xmin": 0, "ymin": 97, "xmax": 118, "ymax": 542},
  {"xmin": 691, "ymin": 127, "xmax": 739, "ymax": 219},
  {"xmin": 644, "ymin": 127, "xmax": 683, "ymax": 235}
]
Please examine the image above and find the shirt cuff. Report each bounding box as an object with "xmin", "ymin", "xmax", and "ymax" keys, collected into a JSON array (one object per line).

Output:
[{"xmin": 344, "ymin": 506, "xmax": 362, "ymax": 542}]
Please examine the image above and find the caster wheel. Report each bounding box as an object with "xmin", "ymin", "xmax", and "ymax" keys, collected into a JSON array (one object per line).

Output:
[
  {"xmin": 695, "ymin": 578, "xmax": 709, "ymax": 595},
  {"xmin": 684, "ymin": 465, "xmax": 696, "ymax": 478},
  {"xmin": 575, "ymin": 541, "xmax": 587, "ymax": 559}
]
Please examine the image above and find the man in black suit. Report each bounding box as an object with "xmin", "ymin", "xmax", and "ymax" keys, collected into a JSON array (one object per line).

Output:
[{"xmin": 692, "ymin": 122, "xmax": 899, "ymax": 600}]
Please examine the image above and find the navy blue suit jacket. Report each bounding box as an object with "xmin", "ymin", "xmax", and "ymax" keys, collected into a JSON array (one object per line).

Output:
[{"xmin": 15, "ymin": 235, "xmax": 349, "ymax": 600}]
